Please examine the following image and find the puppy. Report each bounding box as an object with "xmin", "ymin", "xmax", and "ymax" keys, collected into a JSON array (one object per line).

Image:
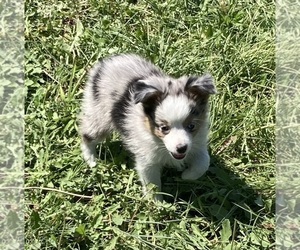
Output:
[{"xmin": 79, "ymin": 54, "xmax": 216, "ymax": 200}]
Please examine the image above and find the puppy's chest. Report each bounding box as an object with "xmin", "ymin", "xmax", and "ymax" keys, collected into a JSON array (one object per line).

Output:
[
  {"xmin": 158, "ymin": 154, "xmax": 187, "ymax": 171},
  {"xmin": 164, "ymin": 162, "xmax": 186, "ymax": 171}
]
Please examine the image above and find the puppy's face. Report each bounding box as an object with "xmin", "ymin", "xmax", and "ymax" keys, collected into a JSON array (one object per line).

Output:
[
  {"xmin": 134, "ymin": 74, "xmax": 216, "ymax": 160},
  {"xmin": 152, "ymin": 94, "xmax": 205, "ymax": 159}
]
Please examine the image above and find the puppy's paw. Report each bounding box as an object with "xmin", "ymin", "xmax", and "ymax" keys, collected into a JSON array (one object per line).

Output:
[
  {"xmin": 83, "ymin": 152, "xmax": 97, "ymax": 167},
  {"xmin": 86, "ymin": 158, "xmax": 97, "ymax": 167},
  {"xmin": 181, "ymin": 168, "xmax": 206, "ymax": 180},
  {"xmin": 181, "ymin": 169, "xmax": 198, "ymax": 180},
  {"xmin": 81, "ymin": 145, "xmax": 97, "ymax": 167},
  {"xmin": 142, "ymin": 184, "xmax": 163, "ymax": 202}
]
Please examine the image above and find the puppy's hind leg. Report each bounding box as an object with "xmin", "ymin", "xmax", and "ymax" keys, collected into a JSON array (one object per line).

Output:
[
  {"xmin": 81, "ymin": 128, "xmax": 111, "ymax": 167},
  {"xmin": 81, "ymin": 133, "xmax": 99, "ymax": 167}
]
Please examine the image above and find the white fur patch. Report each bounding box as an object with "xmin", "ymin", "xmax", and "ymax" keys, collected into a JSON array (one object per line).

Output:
[{"xmin": 156, "ymin": 95, "xmax": 191, "ymax": 124}]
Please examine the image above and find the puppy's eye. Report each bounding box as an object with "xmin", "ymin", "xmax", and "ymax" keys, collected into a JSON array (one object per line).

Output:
[
  {"xmin": 186, "ymin": 123, "xmax": 195, "ymax": 131},
  {"xmin": 160, "ymin": 125, "xmax": 170, "ymax": 134}
]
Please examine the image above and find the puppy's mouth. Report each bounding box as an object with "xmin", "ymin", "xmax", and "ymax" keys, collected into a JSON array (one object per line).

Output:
[{"xmin": 170, "ymin": 152, "xmax": 186, "ymax": 160}]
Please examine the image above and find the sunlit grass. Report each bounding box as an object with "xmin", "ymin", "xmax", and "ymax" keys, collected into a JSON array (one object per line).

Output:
[{"xmin": 24, "ymin": 0, "xmax": 275, "ymax": 249}]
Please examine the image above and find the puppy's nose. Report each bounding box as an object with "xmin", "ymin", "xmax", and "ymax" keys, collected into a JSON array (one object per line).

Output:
[{"xmin": 176, "ymin": 144, "xmax": 188, "ymax": 154}]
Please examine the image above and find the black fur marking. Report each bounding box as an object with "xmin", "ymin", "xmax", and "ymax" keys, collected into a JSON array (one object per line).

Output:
[
  {"xmin": 110, "ymin": 91, "xmax": 118, "ymax": 100},
  {"xmin": 168, "ymin": 81, "xmax": 172, "ymax": 86},
  {"xmin": 190, "ymin": 107, "xmax": 200, "ymax": 116},
  {"xmin": 186, "ymin": 76, "xmax": 198, "ymax": 87},
  {"xmin": 111, "ymin": 78, "xmax": 140, "ymax": 137},
  {"xmin": 91, "ymin": 64, "xmax": 104, "ymax": 101},
  {"xmin": 185, "ymin": 75, "xmax": 216, "ymax": 101},
  {"xmin": 143, "ymin": 102, "xmax": 159, "ymax": 121},
  {"xmin": 186, "ymin": 75, "xmax": 216, "ymax": 95},
  {"xmin": 92, "ymin": 73, "xmax": 100, "ymax": 100},
  {"xmin": 175, "ymin": 88, "xmax": 184, "ymax": 96},
  {"xmin": 83, "ymin": 133, "xmax": 95, "ymax": 142},
  {"xmin": 111, "ymin": 76, "xmax": 163, "ymax": 136},
  {"xmin": 134, "ymin": 81, "xmax": 151, "ymax": 94},
  {"xmin": 133, "ymin": 79, "xmax": 166, "ymax": 119},
  {"xmin": 133, "ymin": 81, "xmax": 160, "ymax": 104}
]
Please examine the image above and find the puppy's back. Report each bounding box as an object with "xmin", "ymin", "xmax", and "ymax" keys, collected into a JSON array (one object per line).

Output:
[
  {"xmin": 89, "ymin": 54, "xmax": 164, "ymax": 99},
  {"xmin": 80, "ymin": 54, "xmax": 165, "ymax": 139}
]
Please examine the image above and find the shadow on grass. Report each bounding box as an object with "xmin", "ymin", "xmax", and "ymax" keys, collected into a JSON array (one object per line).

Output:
[
  {"xmin": 97, "ymin": 140, "xmax": 135, "ymax": 168},
  {"xmin": 162, "ymin": 154, "xmax": 273, "ymax": 225},
  {"xmin": 96, "ymin": 140, "xmax": 273, "ymax": 226}
]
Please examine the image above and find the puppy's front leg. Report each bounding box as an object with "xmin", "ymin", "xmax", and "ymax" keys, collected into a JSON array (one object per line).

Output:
[
  {"xmin": 181, "ymin": 150, "xmax": 210, "ymax": 180},
  {"xmin": 81, "ymin": 136, "xmax": 98, "ymax": 167},
  {"xmin": 135, "ymin": 162, "xmax": 163, "ymax": 201}
]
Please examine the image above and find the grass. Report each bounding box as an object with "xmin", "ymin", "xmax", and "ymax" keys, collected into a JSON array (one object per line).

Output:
[
  {"xmin": 24, "ymin": 0, "xmax": 275, "ymax": 249},
  {"xmin": 0, "ymin": 1, "xmax": 24, "ymax": 249},
  {"xmin": 276, "ymin": 1, "xmax": 300, "ymax": 248}
]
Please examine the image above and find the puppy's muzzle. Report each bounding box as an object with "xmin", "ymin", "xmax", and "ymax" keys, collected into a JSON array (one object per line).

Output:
[{"xmin": 170, "ymin": 144, "xmax": 188, "ymax": 160}]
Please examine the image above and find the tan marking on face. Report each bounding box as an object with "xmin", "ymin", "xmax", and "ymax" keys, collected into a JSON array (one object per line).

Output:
[
  {"xmin": 144, "ymin": 115, "xmax": 170, "ymax": 139},
  {"xmin": 144, "ymin": 115, "xmax": 152, "ymax": 133},
  {"xmin": 154, "ymin": 126, "xmax": 165, "ymax": 139},
  {"xmin": 153, "ymin": 119, "xmax": 170, "ymax": 139}
]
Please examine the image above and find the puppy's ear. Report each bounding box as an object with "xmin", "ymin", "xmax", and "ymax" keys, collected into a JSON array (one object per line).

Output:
[
  {"xmin": 185, "ymin": 74, "xmax": 217, "ymax": 96},
  {"xmin": 133, "ymin": 79, "xmax": 163, "ymax": 104}
]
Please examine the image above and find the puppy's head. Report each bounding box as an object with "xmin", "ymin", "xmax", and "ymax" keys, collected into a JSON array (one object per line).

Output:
[{"xmin": 133, "ymin": 74, "xmax": 216, "ymax": 160}]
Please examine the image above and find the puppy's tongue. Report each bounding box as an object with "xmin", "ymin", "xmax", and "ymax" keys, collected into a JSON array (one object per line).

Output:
[{"xmin": 171, "ymin": 153, "xmax": 186, "ymax": 160}]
